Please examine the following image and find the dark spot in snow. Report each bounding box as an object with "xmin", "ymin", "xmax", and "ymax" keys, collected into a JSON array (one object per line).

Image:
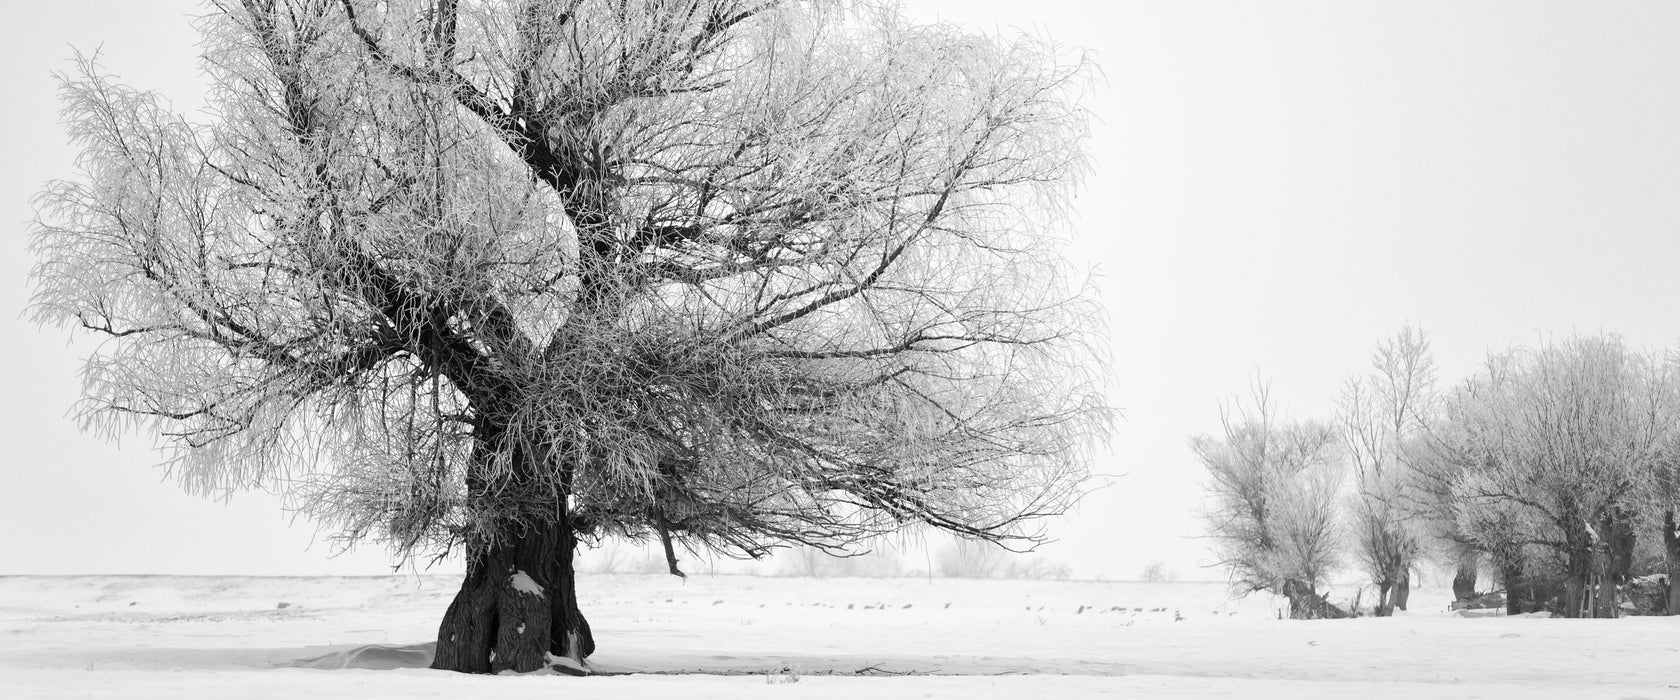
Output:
[{"xmin": 277, "ymin": 602, "xmax": 291, "ymax": 609}]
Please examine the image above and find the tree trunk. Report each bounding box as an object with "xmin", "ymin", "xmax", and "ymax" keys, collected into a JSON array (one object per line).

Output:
[
  {"xmin": 1609, "ymin": 515, "xmax": 1636, "ymax": 586},
  {"xmin": 1569, "ymin": 514, "xmax": 1631, "ymax": 620},
  {"xmin": 1561, "ymin": 576, "xmax": 1582, "ymax": 618},
  {"xmin": 1590, "ymin": 571, "xmax": 1617, "ymax": 619},
  {"xmin": 1281, "ymin": 579, "xmax": 1348, "ymax": 620},
  {"xmin": 431, "ymin": 517, "xmax": 594, "ymax": 674},
  {"xmin": 1562, "ymin": 547, "xmax": 1596, "ymax": 619},
  {"xmin": 1393, "ymin": 570, "xmax": 1411, "ymax": 611},
  {"xmin": 1600, "ymin": 514, "xmax": 1635, "ymax": 619},
  {"xmin": 1498, "ymin": 553, "xmax": 1523, "ymax": 616},
  {"xmin": 1665, "ymin": 510, "xmax": 1680, "ymax": 616},
  {"xmin": 1375, "ymin": 580, "xmax": 1393, "ymax": 617},
  {"xmin": 1452, "ymin": 545, "xmax": 1480, "ymax": 603}
]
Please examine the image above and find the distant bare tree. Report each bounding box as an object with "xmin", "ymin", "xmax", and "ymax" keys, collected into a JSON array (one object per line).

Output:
[
  {"xmin": 934, "ymin": 536, "xmax": 1008, "ymax": 579},
  {"xmin": 1140, "ymin": 560, "xmax": 1177, "ymax": 583},
  {"xmin": 1195, "ymin": 382, "xmax": 1346, "ymax": 619},
  {"xmin": 779, "ymin": 543, "xmax": 905, "ymax": 578},
  {"xmin": 31, "ymin": 0, "xmax": 1106, "ymax": 672},
  {"xmin": 1338, "ymin": 326, "xmax": 1434, "ymax": 615}
]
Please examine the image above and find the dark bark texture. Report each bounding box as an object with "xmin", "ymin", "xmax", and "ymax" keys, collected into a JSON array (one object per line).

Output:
[
  {"xmin": 1557, "ymin": 513, "xmax": 1635, "ymax": 619},
  {"xmin": 1281, "ymin": 579, "xmax": 1349, "ymax": 620},
  {"xmin": 1375, "ymin": 581, "xmax": 1393, "ymax": 617},
  {"xmin": 1452, "ymin": 545, "xmax": 1480, "ymax": 603},
  {"xmin": 1499, "ymin": 553, "xmax": 1524, "ymax": 616},
  {"xmin": 431, "ymin": 516, "xmax": 594, "ymax": 673},
  {"xmin": 1373, "ymin": 564, "xmax": 1410, "ymax": 617}
]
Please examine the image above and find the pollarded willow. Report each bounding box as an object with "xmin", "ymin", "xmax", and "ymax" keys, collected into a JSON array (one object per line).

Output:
[{"xmin": 33, "ymin": 0, "xmax": 1107, "ymax": 673}]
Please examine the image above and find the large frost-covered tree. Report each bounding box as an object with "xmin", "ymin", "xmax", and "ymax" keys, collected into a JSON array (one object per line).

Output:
[{"xmin": 31, "ymin": 0, "xmax": 1105, "ymax": 673}]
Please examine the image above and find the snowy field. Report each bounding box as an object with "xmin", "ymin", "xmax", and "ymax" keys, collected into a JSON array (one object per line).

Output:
[{"xmin": 2, "ymin": 574, "xmax": 1678, "ymax": 699}]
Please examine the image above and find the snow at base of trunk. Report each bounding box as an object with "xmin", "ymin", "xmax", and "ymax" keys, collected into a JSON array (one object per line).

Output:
[
  {"xmin": 539, "ymin": 629, "xmax": 590, "ymax": 676},
  {"xmin": 483, "ymin": 651, "xmax": 590, "ymax": 676},
  {"xmin": 544, "ymin": 650, "xmax": 590, "ymax": 676},
  {"xmin": 509, "ymin": 570, "xmax": 545, "ymax": 597}
]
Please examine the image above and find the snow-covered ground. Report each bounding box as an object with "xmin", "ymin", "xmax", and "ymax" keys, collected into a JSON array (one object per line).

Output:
[{"xmin": 2, "ymin": 573, "xmax": 1677, "ymax": 698}]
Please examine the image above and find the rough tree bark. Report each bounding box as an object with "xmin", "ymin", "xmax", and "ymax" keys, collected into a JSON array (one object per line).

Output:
[
  {"xmin": 430, "ymin": 511, "xmax": 594, "ymax": 673},
  {"xmin": 430, "ymin": 427, "xmax": 594, "ymax": 673},
  {"xmin": 1566, "ymin": 514, "xmax": 1634, "ymax": 619},
  {"xmin": 1562, "ymin": 563, "xmax": 1587, "ymax": 619},
  {"xmin": 1452, "ymin": 544, "xmax": 1480, "ymax": 603},
  {"xmin": 1393, "ymin": 571, "xmax": 1411, "ymax": 611},
  {"xmin": 1281, "ymin": 579, "xmax": 1349, "ymax": 620},
  {"xmin": 1499, "ymin": 554, "xmax": 1524, "ymax": 616},
  {"xmin": 1602, "ymin": 515, "xmax": 1635, "ymax": 619}
]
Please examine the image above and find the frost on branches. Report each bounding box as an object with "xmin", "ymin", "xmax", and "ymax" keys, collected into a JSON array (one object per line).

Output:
[
  {"xmin": 1430, "ymin": 335, "xmax": 1673, "ymax": 618},
  {"xmin": 1336, "ymin": 327, "xmax": 1434, "ymax": 617},
  {"xmin": 1195, "ymin": 383, "xmax": 1346, "ymax": 619},
  {"xmin": 30, "ymin": 0, "xmax": 1107, "ymax": 674}
]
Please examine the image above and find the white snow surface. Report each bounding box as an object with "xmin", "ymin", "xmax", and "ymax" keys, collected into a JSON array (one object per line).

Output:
[
  {"xmin": 1, "ymin": 574, "xmax": 1677, "ymax": 698},
  {"xmin": 508, "ymin": 571, "xmax": 544, "ymax": 597}
]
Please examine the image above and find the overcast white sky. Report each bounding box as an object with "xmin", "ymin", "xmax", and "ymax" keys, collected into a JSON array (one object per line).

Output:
[{"xmin": 6, "ymin": 1, "xmax": 1680, "ymax": 580}]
